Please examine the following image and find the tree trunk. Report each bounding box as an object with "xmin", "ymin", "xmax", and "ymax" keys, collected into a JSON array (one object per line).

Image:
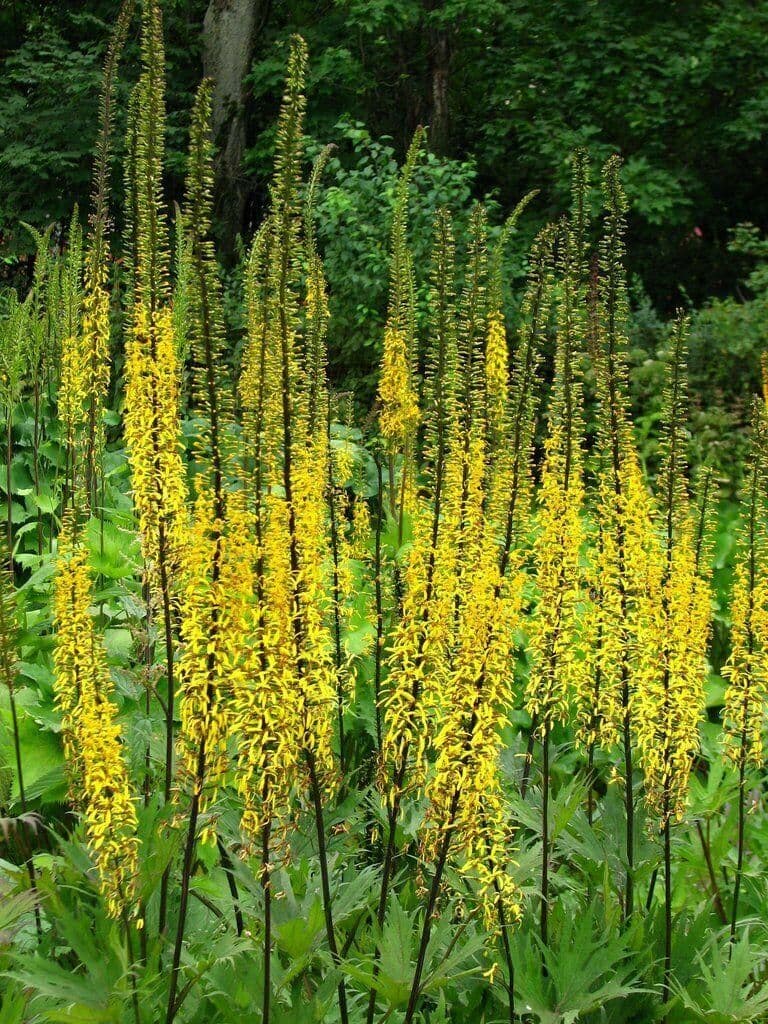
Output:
[
  {"xmin": 202, "ymin": 0, "xmax": 264, "ymax": 261},
  {"xmin": 428, "ymin": 26, "xmax": 450, "ymax": 156},
  {"xmin": 424, "ymin": 0, "xmax": 450, "ymax": 156}
]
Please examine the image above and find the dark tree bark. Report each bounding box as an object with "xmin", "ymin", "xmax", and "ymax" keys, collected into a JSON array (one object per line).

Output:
[
  {"xmin": 428, "ymin": 26, "xmax": 450, "ymax": 155},
  {"xmin": 425, "ymin": 1, "xmax": 451, "ymax": 156},
  {"xmin": 202, "ymin": 0, "xmax": 266, "ymax": 260}
]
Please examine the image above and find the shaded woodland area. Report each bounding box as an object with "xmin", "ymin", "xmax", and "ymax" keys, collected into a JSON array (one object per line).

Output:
[{"xmin": 3, "ymin": 0, "xmax": 768, "ymax": 309}]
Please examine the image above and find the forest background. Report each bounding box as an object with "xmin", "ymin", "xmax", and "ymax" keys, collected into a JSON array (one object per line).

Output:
[{"xmin": 2, "ymin": 0, "xmax": 768, "ymax": 482}]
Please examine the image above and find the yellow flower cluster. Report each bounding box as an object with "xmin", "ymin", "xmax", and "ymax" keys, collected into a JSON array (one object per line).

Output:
[
  {"xmin": 235, "ymin": 492, "xmax": 299, "ymax": 841},
  {"xmin": 484, "ymin": 310, "xmax": 508, "ymax": 434},
  {"xmin": 635, "ymin": 527, "xmax": 710, "ymax": 821},
  {"xmin": 379, "ymin": 498, "xmax": 455, "ymax": 803},
  {"xmin": 176, "ymin": 489, "xmax": 256, "ymax": 840},
  {"xmin": 82, "ymin": 255, "xmax": 112, "ymax": 461},
  {"xmin": 291, "ymin": 439, "xmax": 338, "ymax": 780},
  {"xmin": 124, "ymin": 305, "xmax": 188, "ymax": 577},
  {"xmin": 378, "ymin": 326, "xmax": 419, "ymax": 445},
  {"xmin": 53, "ymin": 536, "xmax": 95, "ymax": 773},
  {"xmin": 59, "ymin": 333, "xmax": 88, "ymax": 463},
  {"xmin": 53, "ymin": 533, "xmax": 139, "ymax": 918},
  {"xmin": 525, "ymin": 428, "xmax": 586, "ymax": 736},
  {"xmin": 580, "ymin": 457, "xmax": 656, "ymax": 753},
  {"xmin": 722, "ymin": 558, "xmax": 768, "ymax": 769},
  {"xmin": 234, "ymin": 436, "xmax": 338, "ymax": 845},
  {"xmin": 379, "ymin": 422, "xmax": 478, "ymax": 807},
  {"xmin": 306, "ymin": 276, "xmax": 330, "ymax": 345},
  {"xmin": 424, "ymin": 527, "xmax": 523, "ymax": 930}
]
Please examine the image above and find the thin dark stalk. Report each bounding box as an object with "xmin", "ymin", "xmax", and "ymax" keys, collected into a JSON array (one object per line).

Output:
[
  {"xmin": 141, "ymin": 575, "xmax": 153, "ymax": 809},
  {"xmin": 586, "ymin": 577, "xmax": 604, "ymax": 830},
  {"xmin": 496, "ymin": 894, "xmax": 516, "ymax": 1023},
  {"xmin": 541, "ymin": 725, "xmax": 550, "ymax": 972},
  {"xmin": 157, "ymin": 520, "xmax": 175, "ymax": 937},
  {"xmin": 388, "ymin": 454, "xmax": 396, "ymax": 519},
  {"xmin": 646, "ymin": 867, "xmax": 658, "ymax": 912},
  {"xmin": 122, "ymin": 907, "xmax": 142, "ymax": 1024},
  {"xmin": 366, "ymin": 800, "xmax": 398, "ymax": 1024},
  {"xmin": 327, "ymin": 402, "xmax": 346, "ymax": 769},
  {"xmin": 165, "ymin": 740, "xmax": 205, "ymax": 1024},
  {"xmin": 373, "ymin": 455, "xmax": 384, "ymax": 753},
  {"xmin": 696, "ymin": 819, "xmax": 726, "ymax": 924},
  {"xmin": 416, "ymin": 907, "xmax": 479, "ymax": 1000},
  {"xmin": 216, "ymin": 836, "xmax": 244, "ymax": 936},
  {"xmin": 730, "ymin": 755, "xmax": 747, "ymax": 947},
  {"xmin": 662, "ymin": 812, "xmax": 672, "ymax": 1017},
  {"xmin": 306, "ymin": 750, "xmax": 349, "ymax": 1024},
  {"xmin": 402, "ymin": 790, "xmax": 460, "ymax": 1024},
  {"xmin": 520, "ymin": 723, "xmax": 536, "ymax": 800},
  {"xmin": 261, "ymin": 819, "xmax": 272, "ymax": 1024},
  {"xmin": 397, "ymin": 442, "xmax": 408, "ymax": 549},
  {"xmin": 480, "ymin": 827, "xmax": 516, "ymax": 1023},
  {"xmin": 622, "ymin": 688, "xmax": 634, "ymax": 922}
]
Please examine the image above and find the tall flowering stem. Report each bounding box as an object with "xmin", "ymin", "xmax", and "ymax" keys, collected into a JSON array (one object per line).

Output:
[
  {"xmin": 496, "ymin": 226, "xmax": 555, "ymax": 798},
  {"xmin": 83, "ymin": 0, "xmax": 134, "ymax": 505},
  {"xmin": 393, "ymin": 219, "xmax": 551, "ymax": 1024},
  {"xmin": 367, "ymin": 208, "xmax": 460, "ymax": 1024},
  {"xmin": 53, "ymin": 521, "xmax": 140, "ymax": 922},
  {"xmin": 167, "ymin": 74, "xmax": 246, "ymax": 1021},
  {"xmin": 722, "ymin": 401, "xmax": 768, "ymax": 947},
  {"xmin": 403, "ymin": 449, "xmax": 524, "ymax": 1024},
  {"xmin": 524, "ymin": 213, "xmax": 587, "ymax": 963},
  {"xmin": 234, "ymin": 37, "xmax": 348, "ymax": 1024},
  {"xmin": 123, "ymin": 0, "xmax": 188, "ymax": 955},
  {"xmin": 589, "ymin": 156, "xmax": 654, "ymax": 921},
  {"xmin": 377, "ymin": 129, "xmax": 423, "ymax": 534},
  {"xmin": 634, "ymin": 315, "xmax": 710, "ymax": 1011}
]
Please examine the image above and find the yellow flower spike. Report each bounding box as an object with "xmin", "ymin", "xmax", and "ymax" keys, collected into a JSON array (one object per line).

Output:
[
  {"xmin": 59, "ymin": 332, "xmax": 89, "ymax": 486},
  {"xmin": 380, "ymin": 474, "xmax": 462, "ymax": 806},
  {"xmin": 176, "ymin": 488, "xmax": 262, "ymax": 843},
  {"xmin": 484, "ymin": 310, "xmax": 508, "ymax": 434},
  {"xmin": 234, "ymin": 492, "xmax": 299, "ymax": 845},
  {"xmin": 124, "ymin": 304, "xmax": 188, "ymax": 582},
  {"xmin": 723, "ymin": 432, "xmax": 768, "ymax": 772},
  {"xmin": 81, "ymin": 256, "xmax": 112, "ymax": 487},
  {"xmin": 423, "ymin": 532, "xmax": 524, "ymax": 933},
  {"xmin": 291, "ymin": 438, "xmax": 338, "ymax": 781},
  {"xmin": 525, "ymin": 427, "xmax": 587, "ymax": 737},
  {"xmin": 585, "ymin": 456, "xmax": 658, "ymax": 753},
  {"xmin": 723, "ymin": 562, "xmax": 768, "ymax": 769},
  {"xmin": 53, "ymin": 528, "xmax": 140, "ymax": 919},
  {"xmin": 53, "ymin": 536, "xmax": 95, "ymax": 777},
  {"xmin": 378, "ymin": 326, "xmax": 420, "ymax": 445},
  {"xmin": 635, "ymin": 525, "xmax": 710, "ymax": 822}
]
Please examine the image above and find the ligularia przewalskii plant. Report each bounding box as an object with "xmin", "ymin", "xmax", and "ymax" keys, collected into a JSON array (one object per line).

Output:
[{"xmin": 1, "ymin": 3, "xmax": 768, "ymax": 1023}]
